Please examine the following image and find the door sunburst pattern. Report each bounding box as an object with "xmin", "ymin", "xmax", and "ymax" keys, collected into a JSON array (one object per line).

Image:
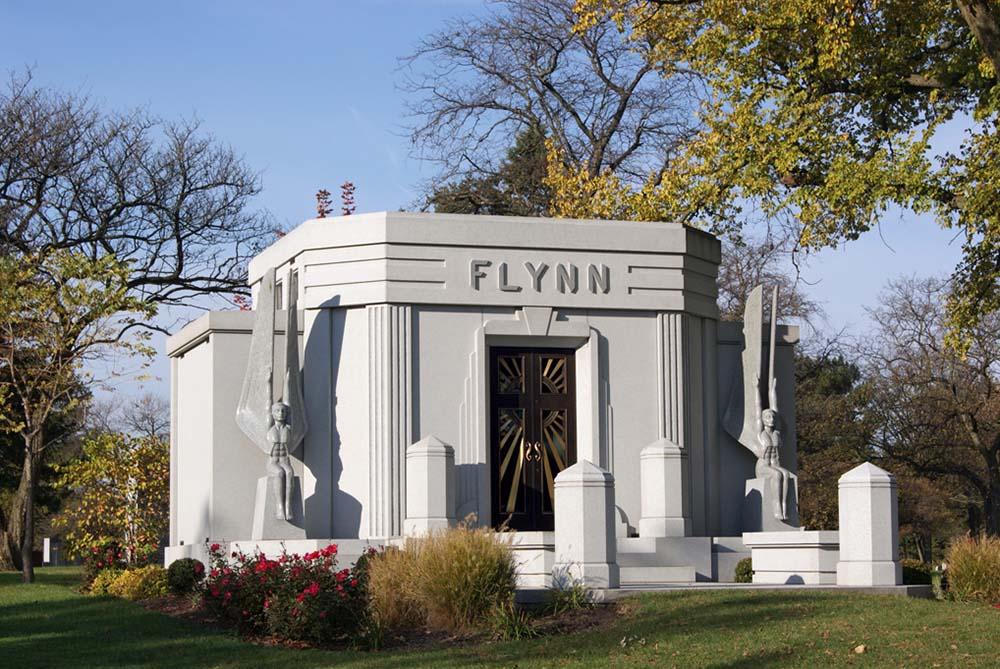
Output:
[
  {"xmin": 539, "ymin": 356, "xmax": 567, "ymax": 394},
  {"xmin": 540, "ymin": 409, "xmax": 567, "ymax": 512},
  {"xmin": 497, "ymin": 408, "xmax": 526, "ymax": 514},
  {"xmin": 497, "ymin": 354, "xmax": 525, "ymax": 394}
]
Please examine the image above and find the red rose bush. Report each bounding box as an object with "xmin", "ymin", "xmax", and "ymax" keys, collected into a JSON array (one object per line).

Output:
[{"xmin": 203, "ymin": 543, "xmax": 372, "ymax": 644}]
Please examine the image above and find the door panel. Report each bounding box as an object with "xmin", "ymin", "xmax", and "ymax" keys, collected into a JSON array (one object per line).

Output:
[{"xmin": 490, "ymin": 347, "xmax": 576, "ymax": 531}]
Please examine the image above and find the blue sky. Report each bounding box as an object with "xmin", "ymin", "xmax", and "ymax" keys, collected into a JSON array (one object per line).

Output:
[{"xmin": 4, "ymin": 0, "xmax": 965, "ymax": 399}]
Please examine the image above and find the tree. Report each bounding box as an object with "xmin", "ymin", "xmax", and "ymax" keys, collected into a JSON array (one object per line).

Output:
[
  {"xmin": 716, "ymin": 230, "xmax": 820, "ymax": 325},
  {"xmin": 0, "ymin": 251, "xmax": 154, "ymax": 581},
  {"xmin": 865, "ymin": 277, "xmax": 1000, "ymax": 536},
  {"xmin": 427, "ymin": 124, "xmax": 553, "ymax": 216},
  {"xmin": 0, "ymin": 74, "xmax": 271, "ymax": 313},
  {"xmin": 402, "ymin": 0, "xmax": 698, "ymax": 191},
  {"xmin": 54, "ymin": 432, "xmax": 169, "ymax": 564},
  {"xmin": 315, "ymin": 189, "xmax": 334, "ymax": 218},
  {"xmin": 794, "ymin": 350, "xmax": 872, "ymax": 530},
  {"xmin": 0, "ymin": 372, "xmax": 87, "ymax": 568},
  {"xmin": 557, "ymin": 1, "xmax": 1000, "ymax": 345},
  {"xmin": 340, "ymin": 181, "xmax": 356, "ymax": 216},
  {"xmin": 0, "ymin": 74, "xmax": 269, "ymax": 580}
]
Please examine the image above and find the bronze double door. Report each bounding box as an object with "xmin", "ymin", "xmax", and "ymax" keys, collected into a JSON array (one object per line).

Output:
[{"xmin": 490, "ymin": 347, "xmax": 577, "ymax": 531}]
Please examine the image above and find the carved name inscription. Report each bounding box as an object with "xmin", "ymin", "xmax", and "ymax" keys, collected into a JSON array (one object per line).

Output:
[{"xmin": 470, "ymin": 260, "xmax": 610, "ymax": 295}]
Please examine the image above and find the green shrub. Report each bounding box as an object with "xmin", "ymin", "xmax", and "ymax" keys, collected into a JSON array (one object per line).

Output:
[
  {"xmin": 734, "ymin": 557, "xmax": 753, "ymax": 583},
  {"xmin": 167, "ymin": 558, "xmax": 205, "ymax": 594},
  {"xmin": 202, "ymin": 543, "xmax": 369, "ymax": 644},
  {"xmin": 108, "ymin": 565, "xmax": 169, "ymax": 601},
  {"xmin": 367, "ymin": 524, "xmax": 518, "ymax": 633},
  {"xmin": 82, "ymin": 540, "xmax": 129, "ymax": 585},
  {"xmin": 946, "ymin": 535, "xmax": 1000, "ymax": 604},
  {"xmin": 901, "ymin": 559, "xmax": 932, "ymax": 585},
  {"xmin": 90, "ymin": 568, "xmax": 124, "ymax": 595}
]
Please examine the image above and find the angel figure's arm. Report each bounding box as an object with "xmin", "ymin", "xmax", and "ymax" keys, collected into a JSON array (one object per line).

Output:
[
  {"xmin": 753, "ymin": 373, "xmax": 764, "ymax": 435},
  {"xmin": 768, "ymin": 375, "xmax": 779, "ymax": 417}
]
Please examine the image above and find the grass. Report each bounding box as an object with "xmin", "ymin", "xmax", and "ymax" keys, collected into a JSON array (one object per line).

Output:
[{"xmin": 0, "ymin": 568, "xmax": 998, "ymax": 668}]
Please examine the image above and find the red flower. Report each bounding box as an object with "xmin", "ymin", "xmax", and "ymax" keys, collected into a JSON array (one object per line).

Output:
[
  {"xmin": 305, "ymin": 581, "xmax": 320, "ymax": 597},
  {"xmin": 350, "ymin": 578, "xmax": 358, "ymax": 587},
  {"xmin": 210, "ymin": 543, "xmax": 221, "ymax": 552},
  {"xmin": 194, "ymin": 562, "xmax": 205, "ymax": 574}
]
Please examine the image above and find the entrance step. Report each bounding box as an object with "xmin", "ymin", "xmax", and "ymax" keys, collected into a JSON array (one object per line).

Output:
[{"xmin": 620, "ymin": 565, "xmax": 696, "ymax": 584}]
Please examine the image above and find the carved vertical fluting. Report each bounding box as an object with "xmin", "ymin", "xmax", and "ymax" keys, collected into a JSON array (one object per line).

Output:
[
  {"xmin": 368, "ymin": 304, "xmax": 412, "ymax": 537},
  {"xmin": 657, "ymin": 312, "xmax": 690, "ymax": 447},
  {"xmin": 643, "ymin": 312, "xmax": 693, "ymax": 537}
]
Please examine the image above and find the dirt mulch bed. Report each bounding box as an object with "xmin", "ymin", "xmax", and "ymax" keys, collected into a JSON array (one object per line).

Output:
[{"xmin": 139, "ymin": 593, "xmax": 626, "ymax": 652}]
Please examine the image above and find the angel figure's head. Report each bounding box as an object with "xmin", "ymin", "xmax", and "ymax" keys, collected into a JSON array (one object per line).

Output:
[
  {"xmin": 762, "ymin": 408, "xmax": 778, "ymax": 429},
  {"xmin": 271, "ymin": 401, "xmax": 289, "ymax": 424}
]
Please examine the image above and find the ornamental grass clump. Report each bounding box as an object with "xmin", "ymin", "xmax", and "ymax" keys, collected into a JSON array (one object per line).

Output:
[
  {"xmin": 368, "ymin": 523, "xmax": 518, "ymax": 633},
  {"xmin": 946, "ymin": 535, "xmax": 1000, "ymax": 604}
]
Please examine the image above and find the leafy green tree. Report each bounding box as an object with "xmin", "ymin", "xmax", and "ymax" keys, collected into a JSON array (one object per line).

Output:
[
  {"xmin": 0, "ymin": 74, "xmax": 268, "ymax": 581},
  {"xmin": 54, "ymin": 432, "xmax": 169, "ymax": 564},
  {"xmin": 428, "ymin": 125, "xmax": 552, "ymax": 216},
  {"xmin": 794, "ymin": 351, "xmax": 872, "ymax": 530},
  {"xmin": 556, "ymin": 1, "xmax": 1000, "ymax": 345},
  {"xmin": 0, "ymin": 251, "xmax": 154, "ymax": 582}
]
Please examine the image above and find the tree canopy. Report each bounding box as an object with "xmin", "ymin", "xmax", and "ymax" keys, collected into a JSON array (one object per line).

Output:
[{"xmin": 553, "ymin": 0, "xmax": 1000, "ymax": 346}]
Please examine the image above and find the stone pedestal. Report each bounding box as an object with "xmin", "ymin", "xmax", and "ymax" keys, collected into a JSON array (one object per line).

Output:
[
  {"xmin": 638, "ymin": 438, "xmax": 691, "ymax": 537},
  {"xmin": 743, "ymin": 475, "xmax": 799, "ymax": 532},
  {"xmin": 251, "ymin": 476, "xmax": 306, "ymax": 540},
  {"xmin": 553, "ymin": 460, "xmax": 620, "ymax": 589},
  {"xmin": 836, "ymin": 462, "xmax": 902, "ymax": 586},
  {"xmin": 404, "ymin": 435, "xmax": 456, "ymax": 536},
  {"xmin": 743, "ymin": 531, "xmax": 839, "ymax": 584}
]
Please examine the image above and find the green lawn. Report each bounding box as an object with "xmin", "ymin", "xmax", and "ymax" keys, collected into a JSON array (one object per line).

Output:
[{"xmin": 1, "ymin": 568, "xmax": 998, "ymax": 668}]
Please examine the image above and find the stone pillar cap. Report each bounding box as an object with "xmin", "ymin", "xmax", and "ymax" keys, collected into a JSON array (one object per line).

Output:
[
  {"xmin": 554, "ymin": 459, "xmax": 614, "ymax": 486},
  {"xmin": 407, "ymin": 434, "xmax": 454, "ymax": 455},
  {"xmin": 838, "ymin": 461, "xmax": 895, "ymax": 484}
]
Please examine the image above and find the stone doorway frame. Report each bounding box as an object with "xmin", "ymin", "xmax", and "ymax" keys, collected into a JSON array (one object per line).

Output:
[{"xmin": 457, "ymin": 307, "xmax": 601, "ymax": 528}]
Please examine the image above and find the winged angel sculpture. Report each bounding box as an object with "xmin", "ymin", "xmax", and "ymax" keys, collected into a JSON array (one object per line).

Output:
[
  {"xmin": 235, "ymin": 267, "xmax": 308, "ymax": 521},
  {"xmin": 723, "ymin": 285, "xmax": 794, "ymax": 521}
]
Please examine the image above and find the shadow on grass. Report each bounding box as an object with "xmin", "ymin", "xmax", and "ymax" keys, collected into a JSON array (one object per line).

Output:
[{"xmin": 0, "ymin": 570, "xmax": 958, "ymax": 669}]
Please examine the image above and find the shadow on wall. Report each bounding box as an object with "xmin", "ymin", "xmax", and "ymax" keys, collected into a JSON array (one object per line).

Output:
[{"xmin": 303, "ymin": 296, "xmax": 362, "ymax": 539}]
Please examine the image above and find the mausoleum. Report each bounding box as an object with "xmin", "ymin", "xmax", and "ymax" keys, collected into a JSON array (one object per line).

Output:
[{"xmin": 166, "ymin": 212, "xmax": 807, "ymax": 585}]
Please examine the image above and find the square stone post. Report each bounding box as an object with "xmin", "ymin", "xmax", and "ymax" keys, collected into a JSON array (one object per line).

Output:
[
  {"xmin": 836, "ymin": 462, "xmax": 902, "ymax": 586},
  {"xmin": 639, "ymin": 438, "xmax": 691, "ymax": 537},
  {"xmin": 553, "ymin": 460, "xmax": 620, "ymax": 589},
  {"xmin": 404, "ymin": 435, "xmax": 455, "ymax": 536}
]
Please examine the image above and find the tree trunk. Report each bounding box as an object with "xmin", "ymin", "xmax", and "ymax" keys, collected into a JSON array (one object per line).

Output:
[
  {"xmin": 21, "ymin": 435, "xmax": 39, "ymax": 584},
  {"xmin": 986, "ymin": 481, "xmax": 1000, "ymax": 538},
  {"xmin": 957, "ymin": 0, "xmax": 1000, "ymax": 80},
  {"xmin": 0, "ymin": 459, "xmax": 31, "ymax": 571}
]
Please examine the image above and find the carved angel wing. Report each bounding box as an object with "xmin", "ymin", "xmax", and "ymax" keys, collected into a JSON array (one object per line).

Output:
[
  {"xmin": 723, "ymin": 285, "xmax": 764, "ymax": 451},
  {"xmin": 283, "ymin": 274, "xmax": 308, "ymax": 454},
  {"xmin": 235, "ymin": 267, "xmax": 276, "ymax": 454}
]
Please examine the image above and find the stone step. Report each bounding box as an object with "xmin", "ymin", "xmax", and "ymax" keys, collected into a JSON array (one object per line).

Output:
[
  {"xmin": 617, "ymin": 551, "xmax": 692, "ymax": 567},
  {"xmin": 620, "ymin": 565, "xmax": 696, "ymax": 584}
]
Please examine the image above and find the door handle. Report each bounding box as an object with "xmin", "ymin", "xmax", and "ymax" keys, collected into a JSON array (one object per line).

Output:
[{"xmin": 523, "ymin": 441, "xmax": 542, "ymax": 462}]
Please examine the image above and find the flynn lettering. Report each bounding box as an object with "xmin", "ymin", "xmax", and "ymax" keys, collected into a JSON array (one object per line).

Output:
[{"xmin": 470, "ymin": 259, "xmax": 610, "ymax": 295}]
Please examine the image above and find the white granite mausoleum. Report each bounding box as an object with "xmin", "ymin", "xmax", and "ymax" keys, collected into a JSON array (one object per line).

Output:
[{"xmin": 166, "ymin": 212, "xmax": 803, "ymax": 584}]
